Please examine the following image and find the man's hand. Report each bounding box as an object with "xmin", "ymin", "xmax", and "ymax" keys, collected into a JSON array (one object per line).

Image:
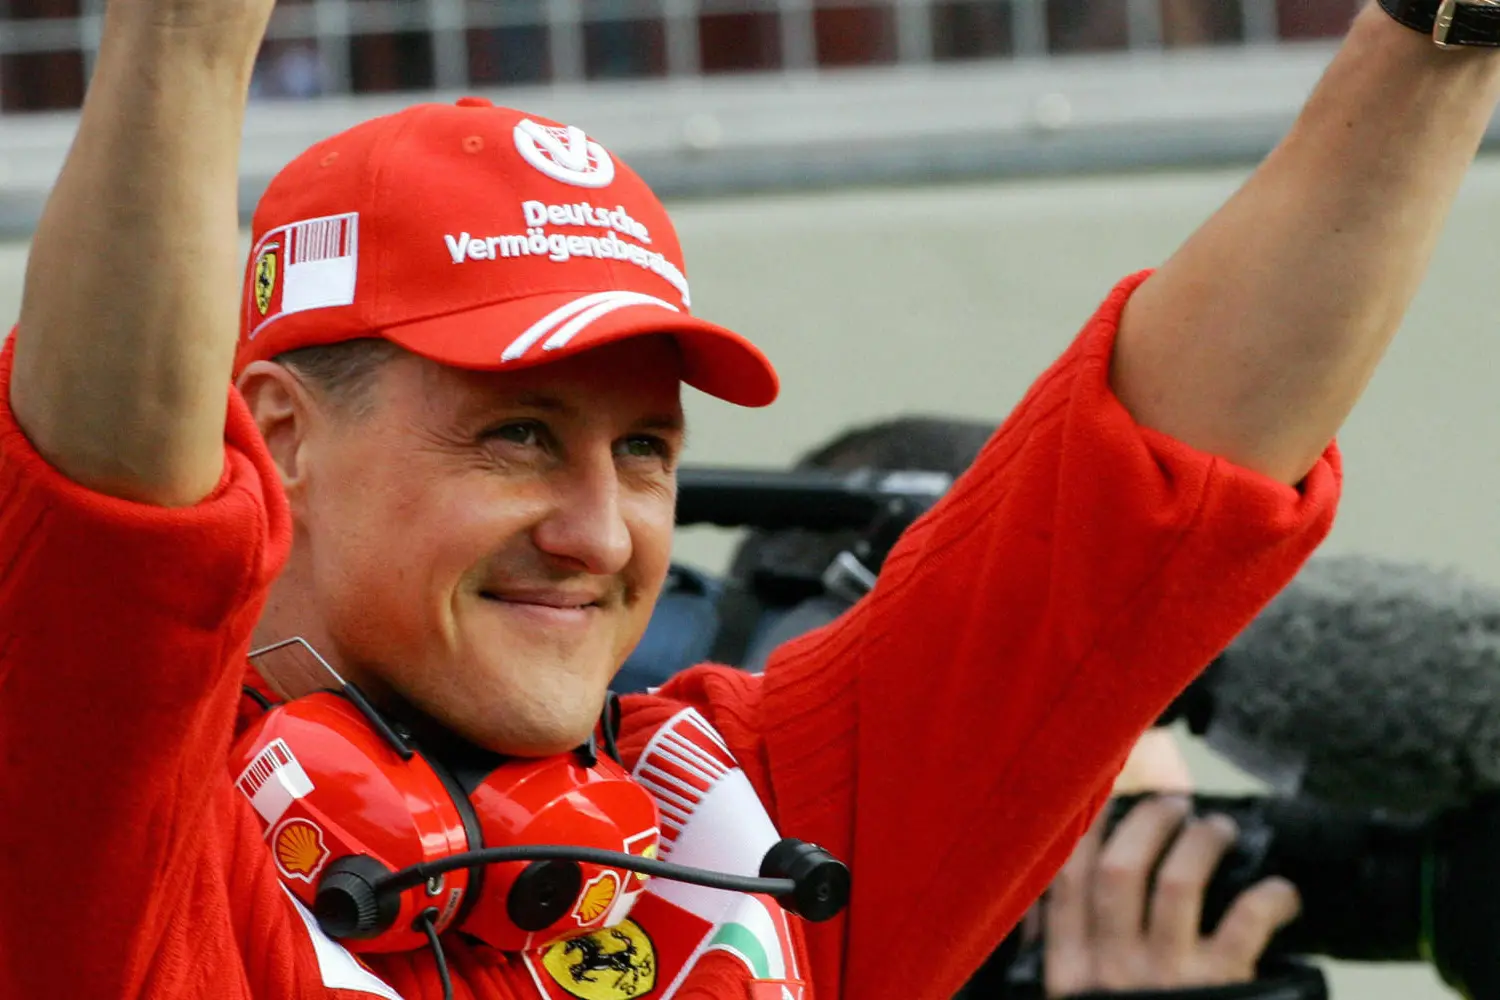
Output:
[{"xmin": 1042, "ymin": 796, "xmax": 1301, "ymax": 997}]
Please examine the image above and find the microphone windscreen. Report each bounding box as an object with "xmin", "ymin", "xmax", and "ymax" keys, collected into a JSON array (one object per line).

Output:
[{"xmin": 1208, "ymin": 554, "xmax": 1500, "ymax": 813}]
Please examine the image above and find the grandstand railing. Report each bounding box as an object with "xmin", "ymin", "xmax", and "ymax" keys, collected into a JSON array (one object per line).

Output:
[
  {"xmin": 2, "ymin": 0, "xmax": 1330, "ymax": 93},
  {"xmin": 4, "ymin": 0, "xmax": 1488, "ymax": 235}
]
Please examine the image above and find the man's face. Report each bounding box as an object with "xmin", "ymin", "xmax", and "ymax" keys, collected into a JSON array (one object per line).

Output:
[{"xmin": 292, "ymin": 337, "xmax": 683, "ymax": 756}]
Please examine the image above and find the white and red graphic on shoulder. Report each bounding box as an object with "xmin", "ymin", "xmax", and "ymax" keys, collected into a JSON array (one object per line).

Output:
[{"xmin": 514, "ymin": 119, "xmax": 617, "ymax": 189}]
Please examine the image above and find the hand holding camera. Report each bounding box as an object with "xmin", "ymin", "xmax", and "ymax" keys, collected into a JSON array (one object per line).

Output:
[{"xmin": 1043, "ymin": 796, "xmax": 1301, "ymax": 998}]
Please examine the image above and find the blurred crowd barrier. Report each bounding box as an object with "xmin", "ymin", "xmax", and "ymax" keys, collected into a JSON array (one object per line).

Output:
[
  {"xmin": 1, "ymin": 0, "xmax": 1361, "ymax": 109},
  {"xmin": 0, "ymin": 1, "xmax": 1381, "ymax": 240}
]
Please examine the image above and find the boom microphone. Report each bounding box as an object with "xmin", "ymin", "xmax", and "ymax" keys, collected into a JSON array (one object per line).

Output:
[
  {"xmin": 1182, "ymin": 554, "xmax": 1500, "ymax": 814},
  {"xmin": 674, "ymin": 466, "xmax": 951, "ymax": 532}
]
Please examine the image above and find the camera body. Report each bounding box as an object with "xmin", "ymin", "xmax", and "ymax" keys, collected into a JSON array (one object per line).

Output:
[
  {"xmin": 1096, "ymin": 793, "xmax": 1500, "ymax": 1000},
  {"xmin": 1105, "ymin": 794, "xmax": 1426, "ymax": 962}
]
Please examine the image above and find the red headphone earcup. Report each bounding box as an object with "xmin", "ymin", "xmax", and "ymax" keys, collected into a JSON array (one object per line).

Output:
[
  {"xmin": 228, "ymin": 692, "xmax": 474, "ymax": 952},
  {"xmin": 459, "ymin": 753, "xmax": 661, "ymax": 951}
]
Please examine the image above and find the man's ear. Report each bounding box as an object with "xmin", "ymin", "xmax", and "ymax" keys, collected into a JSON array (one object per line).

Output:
[{"xmin": 237, "ymin": 361, "xmax": 315, "ymax": 492}]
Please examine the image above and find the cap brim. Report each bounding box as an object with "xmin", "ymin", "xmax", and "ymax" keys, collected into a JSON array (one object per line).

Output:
[{"xmin": 377, "ymin": 291, "xmax": 779, "ymax": 408}]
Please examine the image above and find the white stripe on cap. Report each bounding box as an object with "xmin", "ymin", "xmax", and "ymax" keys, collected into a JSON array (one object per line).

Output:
[
  {"xmin": 542, "ymin": 294, "xmax": 680, "ymax": 352},
  {"xmin": 501, "ymin": 291, "xmax": 681, "ymax": 362}
]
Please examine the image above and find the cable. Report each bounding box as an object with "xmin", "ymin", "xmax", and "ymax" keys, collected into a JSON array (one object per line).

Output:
[
  {"xmin": 601, "ymin": 693, "xmax": 622, "ymax": 765},
  {"xmin": 379, "ymin": 845, "xmax": 797, "ymax": 898},
  {"xmin": 417, "ymin": 908, "xmax": 453, "ymax": 1000},
  {"xmin": 241, "ymin": 685, "xmax": 274, "ymax": 711}
]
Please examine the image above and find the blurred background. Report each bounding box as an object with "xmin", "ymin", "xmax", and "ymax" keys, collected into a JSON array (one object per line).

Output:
[{"xmin": 3, "ymin": 1, "xmax": 1498, "ymax": 995}]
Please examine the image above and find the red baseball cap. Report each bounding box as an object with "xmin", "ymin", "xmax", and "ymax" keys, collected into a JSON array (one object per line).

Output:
[{"xmin": 236, "ymin": 97, "xmax": 778, "ymax": 407}]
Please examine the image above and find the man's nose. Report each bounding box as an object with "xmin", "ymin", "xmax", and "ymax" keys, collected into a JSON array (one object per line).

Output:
[{"xmin": 530, "ymin": 452, "xmax": 633, "ymax": 577}]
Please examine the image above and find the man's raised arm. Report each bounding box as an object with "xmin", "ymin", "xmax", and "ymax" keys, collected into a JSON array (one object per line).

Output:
[
  {"xmin": 9, "ymin": 0, "xmax": 272, "ymax": 506},
  {"xmin": 1113, "ymin": 2, "xmax": 1500, "ymax": 486}
]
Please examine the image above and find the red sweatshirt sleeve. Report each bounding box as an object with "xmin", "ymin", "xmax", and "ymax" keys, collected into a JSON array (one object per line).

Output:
[
  {"xmin": 624, "ymin": 272, "xmax": 1342, "ymax": 1000},
  {"xmin": 0, "ymin": 338, "xmax": 294, "ymax": 998}
]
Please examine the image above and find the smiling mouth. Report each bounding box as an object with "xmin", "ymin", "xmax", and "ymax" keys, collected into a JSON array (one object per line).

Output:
[{"xmin": 478, "ymin": 591, "xmax": 601, "ymax": 610}]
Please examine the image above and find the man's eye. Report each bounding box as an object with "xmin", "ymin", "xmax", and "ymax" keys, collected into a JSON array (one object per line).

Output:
[
  {"xmin": 617, "ymin": 435, "xmax": 669, "ymax": 460},
  {"xmin": 485, "ymin": 421, "xmax": 542, "ymax": 447}
]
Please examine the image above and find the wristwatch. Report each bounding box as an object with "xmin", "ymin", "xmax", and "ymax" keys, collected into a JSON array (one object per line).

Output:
[{"xmin": 1378, "ymin": 0, "xmax": 1500, "ymax": 48}]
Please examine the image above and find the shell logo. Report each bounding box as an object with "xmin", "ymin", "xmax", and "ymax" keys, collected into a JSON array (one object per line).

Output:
[
  {"xmin": 272, "ymin": 817, "xmax": 330, "ymax": 883},
  {"xmin": 573, "ymin": 870, "xmax": 620, "ymax": 925}
]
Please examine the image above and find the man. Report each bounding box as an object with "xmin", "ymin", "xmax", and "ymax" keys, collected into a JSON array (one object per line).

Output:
[{"xmin": 0, "ymin": 1, "xmax": 1492, "ymax": 998}]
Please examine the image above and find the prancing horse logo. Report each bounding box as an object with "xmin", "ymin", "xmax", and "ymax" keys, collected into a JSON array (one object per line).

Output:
[
  {"xmin": 254, "ymin": 244, "xmax": 279, "ymax": 316},
  {"xmin": 540, "ymin": 919, "xmax": 656, "ymax": 1000}
]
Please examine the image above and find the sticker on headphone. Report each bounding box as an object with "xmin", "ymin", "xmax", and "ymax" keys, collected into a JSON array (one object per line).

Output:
[
  {"xmin": 272, "ymin": 816, "xmax": 331, "ymax": 883},
  {"xmin": 235, "ymin": 737, "xmax": 316, "ymax": 827},
  {"xmin": 628, "ymin": 836, "xmax": 657, "ymax": 889},
  {"xmin": 436, "ymin": 886, "xmax": 463, "ymax": 930},
  {"xmin": 604, "ymin": 831, "xmax": 658, "ymax": 928},
  {"xmin": 540, "ymin": 919, "xmax": 656, "ymax": 999},
  {"xmin": 574, "ymin": 871, "xmax": 620, "ymax": 926}
]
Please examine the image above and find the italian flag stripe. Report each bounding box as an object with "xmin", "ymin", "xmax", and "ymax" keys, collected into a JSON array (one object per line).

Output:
[
  {"xmin": 704, "ymin": 894, "xmax": 794, "ymax": 982},
  {"xmin": 708, "ymin": 922, "xmax": 771, "ymax": 979}
]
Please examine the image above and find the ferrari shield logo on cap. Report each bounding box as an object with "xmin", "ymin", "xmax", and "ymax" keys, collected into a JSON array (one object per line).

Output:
[{"xmin": 254, "ymin": 244, "xmax": 279, "ymax": 315}]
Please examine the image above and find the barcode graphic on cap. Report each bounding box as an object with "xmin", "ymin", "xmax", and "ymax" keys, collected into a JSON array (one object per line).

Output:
[
  {"xmin": 234, "ymin": 738, "xmax": 316, "ymax": 826},
  {"xmin": 283, "ymin": 212, "xmax": 358, "ymax": 315},
  {"xmin": 291, "ymin": 214, "xmax": 357, "ymax": 265},
  {"xmin": 246, "ymin": 211, "xmax": 360, "ymax": 340}
]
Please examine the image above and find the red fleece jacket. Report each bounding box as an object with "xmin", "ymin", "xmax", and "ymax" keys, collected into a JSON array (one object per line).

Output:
[{"xmin": 0, "ymin": 273, "xmax": 1340, "ymax": 1000}]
